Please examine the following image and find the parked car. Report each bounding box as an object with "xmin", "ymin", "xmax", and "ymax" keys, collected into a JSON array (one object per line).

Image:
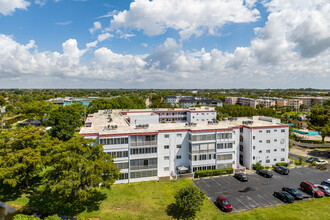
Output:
[
  {"xmin": 306, "ymin": 157, "xmax": 317, "ymax": 163},
  {"xmin": 273, "ymin": 191, "xmax": 295, "ymax": 203},
  {"xmin": 234, "ymin": 173, "xmax": 248, "ymax": 182},
  {"xmin": 321, "ymin": 180, "xmax": 330, "ymax": 188},
  {"xmin": 256, "ymin": 169, "xmax": 273, "ymax": 178},
  {"xmin": 306, "ymin": 157, "xmax": 328, "ymax": 165},
  {"xmin": 274, "ymin": 166, "xmax": 289, "ymax": 175},
  {"xmin": 315, "ymin": 184, "xmax": 330, "ymax": 196},
  {"xmin": 300, "ymin": 181, "xmax": 324, "ymax": 198},
  {"xmin": 282, "ymin": 187, "xmax": 304, "ymax": 200},
  {"xmin": 216, "ymin": 196, "xmax": 232, "ymax": 212}
]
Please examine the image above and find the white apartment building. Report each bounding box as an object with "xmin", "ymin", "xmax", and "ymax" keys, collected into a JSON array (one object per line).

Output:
[{"xmin": 79, "ymin": 108, "xmax": 289, "ymax": 184}]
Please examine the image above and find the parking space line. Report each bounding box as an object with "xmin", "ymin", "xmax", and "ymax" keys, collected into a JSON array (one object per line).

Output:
[
  {"xmin": 257, "ymin": 194, "xmax": 272, "ymax": 206},
  {"xmin": 201, "ymin": 178, "xmax": 211, "ymax": 187},
  {"xmin": 235, "ymin": 197, "xmax": 250, "ymax": 210},
  {"xmin": 247, "ymin": 196, "xmax": 261, "ymax": 207},
  {"xmin": 221, "ymin": 177, "xmax": 232, "ymax": 185}
]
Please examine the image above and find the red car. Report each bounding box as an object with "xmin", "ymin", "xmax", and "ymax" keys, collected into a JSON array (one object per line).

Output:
[
  {"xmin": 300, "ymin": 181, "xmax": 324, "ymax": 198},
  {"xmin": 216, "ymin": 196, "xmax": 232, "ymax": 212}
]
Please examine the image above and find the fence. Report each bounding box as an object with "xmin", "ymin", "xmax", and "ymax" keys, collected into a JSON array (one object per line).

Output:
[{"xmin": 290, "ymin": 139, "xmax": 330, "ymax": 148}]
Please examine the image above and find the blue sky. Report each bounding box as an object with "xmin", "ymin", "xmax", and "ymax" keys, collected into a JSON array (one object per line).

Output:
[{"xmin": 0, "ymin": 0, "xmax": 329, "ymax": 89}]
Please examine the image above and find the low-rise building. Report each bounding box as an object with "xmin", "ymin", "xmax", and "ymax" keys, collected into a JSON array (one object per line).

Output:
[{"xmin": 79, "ymin": 107, "xmax": 289, "ymax": 184}]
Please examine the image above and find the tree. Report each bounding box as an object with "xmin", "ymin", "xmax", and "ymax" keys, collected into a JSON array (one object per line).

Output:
[
  {"xmin": 47, "ymin": 104, "xmax": 83, "ymax": 141},
  {"xmin": 27, "ymin": 137, "xmax": 120, "ymax": 216},
  {"xmin": 299, "ymin": 104, "xmax": 309, "ymax": 111},
  {"xmin": 320, "ymin": 124, "xmax": 330, "ymax": 143},
  {"xmin": 299, "ymin": 156, "xmax": 304, "ymax": 165},
  {"xmin": 323, "ymin": 99, "xmax": 330, "ymax": 108},
  {"xmin": 167, "ymin": 185, "xmax": 205, "ymax": 219},
  {"xmin": 0, "ymin": 126, "xmax": 55, "ymax": 189},
  {"xmin": 308, "ymin": 108, "xmax": 330, "ymax": 143},
  {"xmin": 0, "ymin": 96, "xmax": 5, "ymax": 106}
]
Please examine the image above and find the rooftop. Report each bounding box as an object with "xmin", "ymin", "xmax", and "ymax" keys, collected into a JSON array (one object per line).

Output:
[{"xmin": 79, "ymin": 108, "xmax": 287, "ymax": 137}]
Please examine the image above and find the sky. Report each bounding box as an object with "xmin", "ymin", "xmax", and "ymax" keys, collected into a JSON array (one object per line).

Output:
[{"xmin": 0, "ymin": 0, "xmax": 329, "ymax": 89}]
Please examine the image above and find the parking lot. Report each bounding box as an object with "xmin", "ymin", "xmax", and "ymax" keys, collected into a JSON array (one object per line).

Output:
[{"xmin": 193, "ymin": 166, "xmax": 330, "ymax": 213}]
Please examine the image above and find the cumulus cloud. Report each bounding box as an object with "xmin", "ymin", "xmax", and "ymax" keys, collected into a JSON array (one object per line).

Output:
[
  {"xmin": 0, "ymin": 0, "xmax": 330, "ymax": 88},
  {"xmin": 0, "ymin": 0, "xmax": 30, "ymax": 16},
  {"xmin": 97, "ymin": 33, "xmax": 113, "ymax": 42},
  {"xmin": 109, "ymin": 0, "xmax": 260, "ymax": 39},
  {"xmin": 89, "ymin": 21, "xmax": 102, "ymax": 34}
]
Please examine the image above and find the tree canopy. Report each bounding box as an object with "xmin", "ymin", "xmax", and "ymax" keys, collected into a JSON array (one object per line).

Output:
[
  {"xmin": 47, "ymin": 104, "xmax": 83, "ymax": 141},
  {"xmin": 308, "ymin": 108, "xmax": 330, "ymax": 143}
]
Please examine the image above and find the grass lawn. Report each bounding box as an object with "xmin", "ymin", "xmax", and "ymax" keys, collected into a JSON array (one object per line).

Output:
[{"xmin": 5, "ymin": 179, "xmax": 330, "ymax": 220}]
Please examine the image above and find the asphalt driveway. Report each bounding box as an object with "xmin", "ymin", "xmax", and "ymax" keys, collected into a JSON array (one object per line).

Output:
[{"xmin": 193, "ymin": 166, "xmax": 330, "ymax": 213}]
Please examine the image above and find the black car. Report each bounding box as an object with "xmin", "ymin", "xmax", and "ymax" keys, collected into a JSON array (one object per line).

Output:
[
  {"xmin": 274, "ymin": 166, "xmax": 289, "ymax": 175},
  {"xmin": 273, "ymin": 191, "xmax": 295, "ymax": 203},
  {"xmin": 256, "ymin": 169, "xmax": 273, "ymax": 178},
  {"xmin": 234, "ymin": 173, "xmax": 248, "ymax": 182},
  {"xmin": 282, "ymin": 187, "xmax": 304, "ymax": 200}
]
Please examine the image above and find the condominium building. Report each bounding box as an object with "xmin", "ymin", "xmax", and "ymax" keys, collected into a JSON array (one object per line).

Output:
[
  {"xmin": 166, "ymin": 96, "xmax": 223, "ymax": 108},
  {"xmin": 225, "ymin": 97, "xmax": 302, "ymax": 109},
  {"xmin": 79, "ymin": 107, "xmax": 289, "ymax": 184},
  {"xmin": 294, "ymin": 96, "xmax": 329, "ymax": 107}
]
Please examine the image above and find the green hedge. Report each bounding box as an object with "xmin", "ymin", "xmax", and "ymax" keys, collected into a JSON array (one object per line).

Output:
[
  {"xmin": 194, "ymin": 168, "xmax": 233, "ymax": 178},
  {"xmin": 275, "ymin": 162, "xmax": 289, "ymax": 167}
]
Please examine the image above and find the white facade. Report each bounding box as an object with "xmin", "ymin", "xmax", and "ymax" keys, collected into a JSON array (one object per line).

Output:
[{"xmin": 79, "ymin": 109, "xmax": 289, "ymax": 183}]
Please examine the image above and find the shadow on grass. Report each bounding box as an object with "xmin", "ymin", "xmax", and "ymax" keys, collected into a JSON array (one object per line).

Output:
[
  {"xmin": 166, "ymin": 203, "xmax": 183, "ymax": 219},
  {"xmin": 24, "ymin": 188, "xmax": 107, "ymax": 218}
]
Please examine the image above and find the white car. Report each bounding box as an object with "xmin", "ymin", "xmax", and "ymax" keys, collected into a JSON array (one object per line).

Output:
[
  {"xmin": 313, "ymin": 158, "xmax": 328, "ymax": 165},
  {"xmin": 315, "ymin": 184, "xmax": 330, "ymax": 196}
]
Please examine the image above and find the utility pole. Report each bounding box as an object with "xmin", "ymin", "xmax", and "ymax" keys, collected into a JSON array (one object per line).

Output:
[{"xmin": 84, "ymin": 105, "xmax": 87, "ymax": 122}]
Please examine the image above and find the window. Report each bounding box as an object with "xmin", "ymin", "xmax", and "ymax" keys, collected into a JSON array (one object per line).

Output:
[
  {"xmin": 274, "ymin": 158, "xmax": 277, "ymax": 161},
  {"xmin": 274, "ymin": 139, "xmax": 277, "ymax": 142},
  {"xmin": 164, "ymin": 156, "xmax": 169, "ymax": 160},
  {"xmin": 281, "ymin": 129, "xmax": 285, "ymax": 132},
  {"xmin": 164, "ymin": 134, "xmax": 169, "ymax": 138},
  {"xmin": 194, "ymin": 155, "xmax": 197, "ymax": 161},
  {"xmin": 259, "ymin": 150, "xmax": 262, "ymax": 153},
  {"xmin": 266, "ymin": 159, "xmax": 270, "ymax": 163},
  {"xmin": 281, "ymin": 148, "xmax": 285, "ymax": 152},
  {"xmin": 259, "ymin": 130, "xmax": 262, "ymax": 133},
  {"xmin": 253, "ymin": 146, "xmax": 255, "ymax": 150},
  {"xmin": 253, "ymin": 156, "xmax": 255, "ymax": 160},
  {"xmin": 209, "ymin": 154, "xmax": 212, "ymax": 159},
  {"xmin": 266, "ymin": 140, "xmax": 270, "ymax": 144},
  {"xmin": 274, "ymin": 129, "xmax": 277, "ymax": 132},
  {"xmin": 281, "ymin": 158, "xmax": 285, "ymax": 161},
  {"xmin": 239, "ymin": 145, "xmax": 243, "ymax": 152},
  {"xmin": 176, "ymin": 144, "xmax": 181, "ymax": 148},
  {"xmin": 266, "ymin": 150, "xmax": 270, "ymax": 153},
  {"xmin": 176, "ymin": 155, "xmax": 181, "ymax": 159},
  {"xmin": 177, "ymin": 133, "xmax": 182, "ymax": 138},
  {"xmin": 164, "ymin": 145, "xmax": 169, "ymax": 149},
  {"xmin": 280, "ymin": 139, "xmax": 285, "ymax": 144},
  {"xmin": 266, "ymin": 130, "xmax": 270, "ymax": 133},
  {"xmin": 259, "ymin": 140, "xmax": 262, "ymax": 143},
  {"xmin": 253, "ymin": 136, "xmax": 255, "ymax": 140},
  {"xmin": 164, "ymin": 167, "xmax": 169, "ymax": 171},
  {"xmin": 216, "ymin": 154, "xmax": 232, "ymax": 160},
  {"xmin": 274, "ymin": 149, "xmax": 277, "ymax": 152}
]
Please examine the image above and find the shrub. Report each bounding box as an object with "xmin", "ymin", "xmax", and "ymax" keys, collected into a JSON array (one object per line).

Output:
[
  {"xmin": 252, "ymin": 162, "xmax": 264, "ymax": 170},
  {"xmin": 275, "ymin": 162, "xmax": 289, "ymax": 167},
  {"xmin": 167, "ymin": 185, "xmax": 205, "ymax": 219},
  {"xmin": 316, "ymin": 164, "xmax": 327, "ymax": 171},
  {"xmin": 298, "ymin": 156, "xmax": 304, "ymax": 165},
  {"xmin": 194, "ymin": 168, "xmax": 233, "ymax": 178}
]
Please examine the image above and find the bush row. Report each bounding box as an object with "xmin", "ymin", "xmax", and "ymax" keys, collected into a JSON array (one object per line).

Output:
[
  {"xmin": 275, "ymin": 162, "xmax": 289, "ymax": 167},
  {"xmin": 194, "ymin": 168, "xmax": 233, "ymax": 178}
]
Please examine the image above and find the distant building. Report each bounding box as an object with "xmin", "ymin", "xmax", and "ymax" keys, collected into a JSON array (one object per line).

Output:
[
  {"xmin": 179, "ymin": 97, "xmax": 223, "ymax": 108},
  {"xmin": 225, "ymin": 97, "xmax": 302, "ymax": 109},
  {"xmin": 79, "ymin": 107, "xmax": 289, "ymax": 184},
  {"xmin": 166, "ymin": 96, "xmax": 223, "ymax": 108},
  {"xmin": 294, "ymin": 96, "xmax": 330, "ymax": 107},
  {"xmin": 0, "ymin": 107, "xmax": 5, "ymax": 114}
]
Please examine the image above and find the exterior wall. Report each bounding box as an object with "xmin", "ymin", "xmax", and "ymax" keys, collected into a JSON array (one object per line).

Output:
[
  {"xmin": 187, "ymin": 112, "xmax": 216, "ymax": 123},
  {"xmin": 243, "ymin": 127, "xmax": 289, "ymax": 169}
]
